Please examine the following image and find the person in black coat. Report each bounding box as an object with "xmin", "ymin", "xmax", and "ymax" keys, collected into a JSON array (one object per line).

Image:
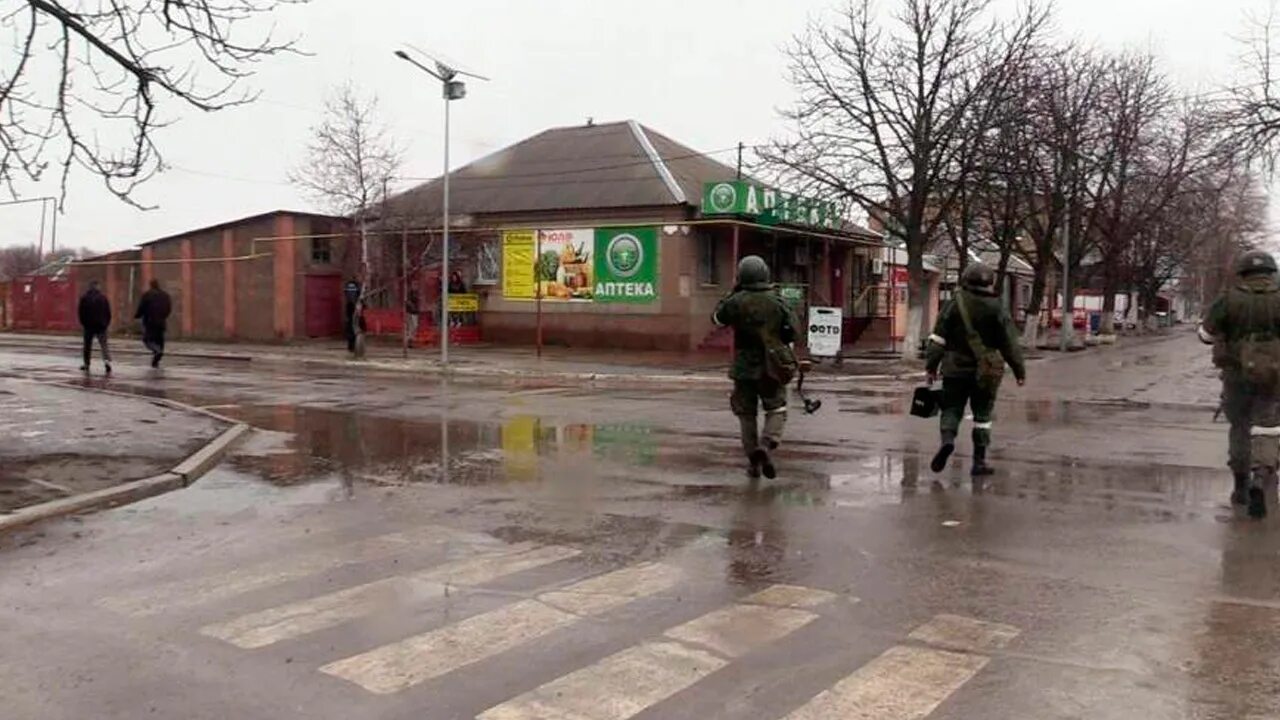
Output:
[
  {"xmin": 78, "ymin": 280, "xmax": 113, "ymax": 374},
  {"xmin": 135, "ymin": 279, "xmax": 173, "ymax": 368}
]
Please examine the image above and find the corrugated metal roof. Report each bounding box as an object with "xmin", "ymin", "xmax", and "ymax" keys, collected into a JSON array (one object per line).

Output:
[
  {"xmin": 385, "ymin": 120, "xmax": 729, "ymax": 219},
  {"xmin": 382, "ymin": 120, "xmax": 883, "ymax": 243},
  {"xmin": 138, "ymin": 210, "xmax": 346, "ymax": 247}
]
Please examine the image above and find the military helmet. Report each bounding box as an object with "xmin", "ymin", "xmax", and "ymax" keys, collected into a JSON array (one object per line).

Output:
[
  {"xmin": 736, "ymin": 255, "xmax": 771, "ymax": 287},
  {"xmin": 960, "ymin": 262, "xmax": 996, "ymax": 290},
  {"xmin": 1236, "ymin": 249, "xmax": 1278, "ymax": 277}
]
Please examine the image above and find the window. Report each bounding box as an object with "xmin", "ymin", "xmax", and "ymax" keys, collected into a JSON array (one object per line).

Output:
[
  {"xmin": 311, "ymin": 238, "xmax": 332, "ymax": 264},
  {"xmin": 475, "ymin": 237, "xmax": 499, "ymax": 285},
  {"xmin": 698, "ymin": 235, "xmax": 719, "ymax": 285}
]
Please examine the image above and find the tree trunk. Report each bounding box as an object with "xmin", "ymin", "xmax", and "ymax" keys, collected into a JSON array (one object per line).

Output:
[
  {"xmin": 901, "ymin": 245, "xmax": 928, "ymax": 361},
  {"xmin": 1021, "ymin": 261, "xmax": 1048, "ymax": 348},
  {"xmin": 355, "ymin": 218, "xmax": 369, "ymax": 359},
  {"xmin": 1099, "ymin": 268, "xmax": 1118, "ymax": 336}
]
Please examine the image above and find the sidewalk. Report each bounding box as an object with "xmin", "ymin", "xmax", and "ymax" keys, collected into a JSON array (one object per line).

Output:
[
  {"xmin": 0, "ymin": 377, "xmax": 227, "ymax": 514},
  {"xmin": 0, "ymin": 332, "xmax": 925, "ymax": 386}
]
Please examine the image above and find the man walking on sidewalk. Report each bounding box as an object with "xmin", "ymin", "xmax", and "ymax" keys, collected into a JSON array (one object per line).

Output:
[
  {"xmin": 78, "ymin": 280, "xmax": 113, "ymax": 374},
  {"xmin": 135, "ymin": 279, "xmax": 172, "ymax": 368}
]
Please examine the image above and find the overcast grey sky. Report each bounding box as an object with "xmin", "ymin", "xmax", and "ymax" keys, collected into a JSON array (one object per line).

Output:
[{"xmin": 2, "ymin": 0, "xmax": 1271, "ymax": 254}]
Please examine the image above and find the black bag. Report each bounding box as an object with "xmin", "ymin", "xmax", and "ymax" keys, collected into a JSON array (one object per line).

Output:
[{"xmin": 911, "ymin": 385, "xmax": 942, "ymax": 418}]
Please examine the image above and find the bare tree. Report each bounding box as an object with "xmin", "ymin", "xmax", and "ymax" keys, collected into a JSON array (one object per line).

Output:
[
  {"xmin": 0, "ymin": 243, "xmax": 40, "ymax": 279},
  {"xmin": 1085, "ymin": 52, "xmax": 1181, "ymax": 335},
  {"xmin": 1010, "ymin": 47, "xmax": 1109, "ymax": 348},
  {"xmin": 1220, "ymin": 1, "xmax": 1280, "ymax": 167},
  {"xmin": 0, "ymin": 242, "xmax": 87, "ymax": 278},
  {"xmin": 762, "ymin": 0, "xmax": 1048, "ymax": 359},
  {"xmin": 1, "ymin": 0, "xmax": 305, "ymax": 206},
  {"xmin": 289, "ymin": 83, "xmax": 402, "ymax": 357}
]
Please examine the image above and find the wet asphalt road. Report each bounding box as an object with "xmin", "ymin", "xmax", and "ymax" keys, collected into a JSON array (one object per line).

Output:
[{"xmin": 1, "ymin": 333, "xmax": 1278, "ymax": 720}]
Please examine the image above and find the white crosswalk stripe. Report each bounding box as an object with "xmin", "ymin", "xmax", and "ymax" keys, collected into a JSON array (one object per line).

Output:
[
  {"xmin": 199, "ymin": 543, "xmax": 580, "ymax": 649},
  {"xmin": 320, "ymin": 562, "xmax": 684, "ymax": 694},
  {"xmin": 780, "ymin": 614, "xmax": 1020, "ymax": 720},
  {"xmin": 478, "ymin": 583, "xmax": 836, "ymax": 720},
  {"xmin": 98, "ymin": 526, "xmax": 500, "ymax": 617},
  {"xmin": 102, "ymin": 518, "xmax": 1022, "ymax": 720}
]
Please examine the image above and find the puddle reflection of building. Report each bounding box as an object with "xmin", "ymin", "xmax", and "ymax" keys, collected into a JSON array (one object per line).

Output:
[
  {"xmin": 726, "ymin": 485, "xmax": 788, "ymax": 588},
  {"xmin": 1190, "ymin": 524, "xmax": 1280, "ymax": 718}
]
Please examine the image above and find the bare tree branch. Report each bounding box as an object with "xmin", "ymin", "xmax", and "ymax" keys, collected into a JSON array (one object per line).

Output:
[{"xmin": 0, "ymin": 0, "xmax": 307, "ymax": 207}]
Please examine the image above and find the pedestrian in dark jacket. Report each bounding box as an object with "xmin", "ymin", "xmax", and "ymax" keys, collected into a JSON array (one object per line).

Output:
[
  {"xmin": 78, "ymin": 280, "xmax": 112, "ymax": 374},
  {"xmin": 135, "ymin": 279, "xmax": 173, "ymax": 368}
]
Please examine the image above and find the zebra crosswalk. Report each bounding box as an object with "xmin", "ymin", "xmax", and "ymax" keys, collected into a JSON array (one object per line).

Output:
[{"xmin": 97, "ymin": 523, "xmax": 1024, "ymax": 719}]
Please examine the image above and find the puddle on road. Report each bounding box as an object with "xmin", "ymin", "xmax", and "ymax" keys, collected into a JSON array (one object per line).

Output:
[{"xmin": 216, "ymin": 403, "xmax": 665, "ymax": 490}]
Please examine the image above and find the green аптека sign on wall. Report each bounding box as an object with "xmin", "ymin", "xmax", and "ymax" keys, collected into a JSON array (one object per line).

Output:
[
  {"xmin": 593, "ymin": 227, "xmax": 658, "ymax": 304},
  {"xmin": 701, "ymin": 180, "xmax": 840, "ymax": 230}
]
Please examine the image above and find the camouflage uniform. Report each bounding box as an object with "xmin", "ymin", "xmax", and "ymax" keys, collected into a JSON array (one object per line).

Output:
[
  {"xmin": 713, "ymin": 256, "xmax": 797, "ymax": 479},
  {"xmin": 1199, "ymin": 250, "xmax": 1280, "ymax": 518},
  {"xmin": 925, "ymin": 265, "xmax": 1026, "ymax": 476}
]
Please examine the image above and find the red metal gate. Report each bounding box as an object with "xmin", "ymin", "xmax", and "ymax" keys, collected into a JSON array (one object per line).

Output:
[
  {"xmin": 304, "ymin": 274, "xmax": 343, "ymax": 338},
  {"xmin": 11, "ymin": 276, "xmax": 75, "ymax": 331}
]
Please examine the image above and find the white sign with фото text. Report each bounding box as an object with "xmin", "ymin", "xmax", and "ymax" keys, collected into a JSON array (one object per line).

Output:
[{"xmin": 807, "ymin": 306, "xmax": 843, "ymax": 357}]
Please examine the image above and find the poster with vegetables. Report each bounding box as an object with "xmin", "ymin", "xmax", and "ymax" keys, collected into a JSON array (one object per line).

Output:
[{"xmin": 535, "ymin": 229, "xmax": 594, "ymax": 301}]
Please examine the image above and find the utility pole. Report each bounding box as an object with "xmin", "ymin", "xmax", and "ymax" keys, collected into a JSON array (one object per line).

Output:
[
  {"xmin": 1060, "ymin": 213, "xmax": 1071, "ymax": 352},
  {"xmin": 736, "ymin": 142, "xmax": 744, "ymax": 180}
]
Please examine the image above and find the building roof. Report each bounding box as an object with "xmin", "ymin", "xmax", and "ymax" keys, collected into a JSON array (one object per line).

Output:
[
  {"xmin": 385, "ymin": 120, "xmax": 735, "ymax": 220},
  {"xmin": 138, "ymin": 209, "xmax": 347, "ymax": 247}
]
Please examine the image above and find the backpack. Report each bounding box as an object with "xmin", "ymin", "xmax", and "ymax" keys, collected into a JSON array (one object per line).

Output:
[
  {"xmin": 1239, "ymin": 337, "xmax": 1280, "ymax": 389},
  {"xmin": 1235, "ymin": 287, "xmax": 1280, "ymax": 390},
  {"xmin": 762, "ymin": 296, "xmax": 799, "ymax": 384},
  {"xmin": 955, "ymin": 292, "xmax": 1005, "ymax": 392}
]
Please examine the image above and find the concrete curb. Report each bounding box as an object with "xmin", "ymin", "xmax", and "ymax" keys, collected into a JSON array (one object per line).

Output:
[
  {"xmin": 313, "ymin": 357, "xmax": 926, "ymax": 387},
  {"xmin": 0, "ymin": 334, "xmax": 252, "ymax": 363},
  {"xmin": 0, "ymin": 420, "xmax": 250, "ymax": 535},
  {"xmin": 2, "ymin": 335, "xmax": 924, "ymax": 387},
  {"xmin": 44, "ymin": 381, "xmax": 241, "ymax": 425}
]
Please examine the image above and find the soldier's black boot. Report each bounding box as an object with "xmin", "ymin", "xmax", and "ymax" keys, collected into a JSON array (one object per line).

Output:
[
  {"xmin": 971, "ymin": 446, "xmax": 994, "ymax": 477},
  {"xmin": 1231, "ymin": 471, "xmax": 1249, "ymax": 506},
  {"xmin": 1248, "ymin": 470, "xmax": 1268, "ymax": 519},
  {"xmin": 750, "ymin": 448, "xmax": 777, "ymax": 480},
  {"xmin": 930, "ymin": 443, "xmax": 954, "ymax": 473}
]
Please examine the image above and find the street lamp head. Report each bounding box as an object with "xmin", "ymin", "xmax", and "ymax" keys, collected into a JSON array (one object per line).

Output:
[{"xmin": 393, "ymin": 49, "xmax": 410, "ymax": 60}]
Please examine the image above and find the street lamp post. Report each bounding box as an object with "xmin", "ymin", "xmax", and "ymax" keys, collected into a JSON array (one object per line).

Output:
[{"xmin": 394, "ymin": 48, "xmax": 484, "ymax": 367}]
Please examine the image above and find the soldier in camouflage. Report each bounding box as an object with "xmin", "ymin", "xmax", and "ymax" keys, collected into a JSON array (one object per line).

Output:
[
  {"xmin": 926, "ymin": 263, "xmax": 1027, "ymax": 477},
  {"xmin": 1199, "ymin": 249, "xmax": 1280, "ymax": 519},
  {"xmin": 713, "ymin": 255, "xmax": 797, "ymax": 480}
]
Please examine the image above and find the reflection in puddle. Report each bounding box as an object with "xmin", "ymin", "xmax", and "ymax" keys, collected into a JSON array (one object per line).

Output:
[{"xmin": 221, "ymin": 404, "xmax": 659, "ymax": 489}]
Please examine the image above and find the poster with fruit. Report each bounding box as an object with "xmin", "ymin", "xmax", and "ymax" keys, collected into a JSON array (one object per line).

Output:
[{"xmin": 535, "ymin": 229, "xmax": 594, "ymax": 301}]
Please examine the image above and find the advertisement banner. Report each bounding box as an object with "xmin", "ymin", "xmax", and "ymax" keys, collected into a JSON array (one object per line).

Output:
[
  {"xmin": 502, "ymin": 230, "xmax": 536, "ymax": 299},
  {"xmin": 448, "ymin": 293, "xmax": 479, "ymax": 313},
  {"xmin": 807, "ymin": 306, "xmax": 843, "ymax": 357},
  {"xmin": 594, "ymin": 227, "xmax": 659, "ymax": 304},
  {"xmin": 536, "ymin": 228, "xmax": 594, "ymax": 301}
]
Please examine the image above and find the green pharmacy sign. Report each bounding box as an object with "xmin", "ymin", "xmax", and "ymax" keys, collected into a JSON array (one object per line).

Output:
[
  {"xmin": 701, "ymin": 181, "xmax": 840, "ymax": 230},
  {"xmin": 594, "ymin": 227, "xmax": 659, "ymax": 303}
]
